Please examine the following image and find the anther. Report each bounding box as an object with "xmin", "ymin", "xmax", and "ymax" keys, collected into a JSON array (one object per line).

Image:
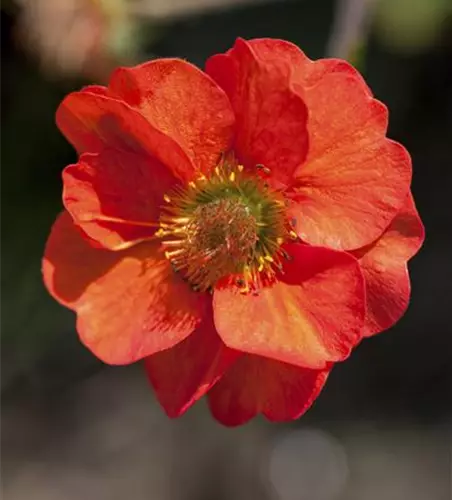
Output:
[
  {"xmin": 163, "ymin": 194, "xmax": 171, "ymax": 203},
  {"xmin": 229, "ymin": 172, "xmax": 236, "ymax": 182},
  {"xmin": 164, "ymin": 249, "xmax": 184, "ymax": 259},
  {"xmin": 289, "ymin": 230, "xmax": 299, "ymax": 240},
  {"xmin": 172, "ymin": 217, "xmax": 190, "ymax": 224},
  {"xmin": 162, "ymin": 240, "xmax": 183, "ymax": 247}
]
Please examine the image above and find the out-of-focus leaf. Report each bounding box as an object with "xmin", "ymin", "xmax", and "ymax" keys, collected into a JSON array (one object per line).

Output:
[{"xmin": 375, "ymin": 0, "xmax": 451, "ymax": 54}]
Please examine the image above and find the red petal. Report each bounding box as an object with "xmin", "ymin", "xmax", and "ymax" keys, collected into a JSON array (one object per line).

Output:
[
  {"xmin": 108, "ymin": 58, "xmax": 235, "ymax": 176},
  {"xmin": 213, "ymin": 244, "xmax": 365, "ymax": 369},
  {"xmin": 208, "ymin": 355, "xmax": 331, "ymax": 426},
  {"xmin": 56, "ymin": 92, "xmax": 196, "ymax": 182},
  {"xmin": 247, "ymin": 38, "xmax": 372, "ymax": 94},
  {"xmin": 80, "ymin": 85, "xmax": 109, "ymax": 96},
  {"xmin": 42, "ymin": 212, "xmax": 209, "ymax": 364},
  {"xmin": 206, "ymin": 38, "xmax": 309, "ymax": 187},
  {"xmin": 353, "ymin": 194, "xmax": 425, "ymax": 336},
  {"xmin": 145, "ymin": 305, "xmax": 239, "ymax": 417},
  {"xmin": 288, "ymin": 70, "xmax": 411, "ymax": 250},
  {"xmin": 62, "ymin": 149, "xmax": 176, "ymax": 250}
]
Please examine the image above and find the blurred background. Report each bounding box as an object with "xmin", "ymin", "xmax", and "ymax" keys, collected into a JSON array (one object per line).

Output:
[{"xmin": 1, "ymin": 0, "xmax": 451, "ymax": 499}]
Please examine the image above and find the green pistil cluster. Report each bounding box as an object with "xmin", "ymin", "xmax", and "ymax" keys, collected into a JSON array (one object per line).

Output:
[{"xmin": 156, "ymin": 161, "xmax": 290, "ymax": 293}]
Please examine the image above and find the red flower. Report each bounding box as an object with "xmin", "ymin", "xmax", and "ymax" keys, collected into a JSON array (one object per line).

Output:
[{"xmin": 43, "ymin": 38, "xmax": 424, "ymax": 426}]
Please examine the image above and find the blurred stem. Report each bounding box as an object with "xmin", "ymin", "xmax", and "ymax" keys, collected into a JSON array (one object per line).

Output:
[{"xmin": 326, "ymin": 0, "xmax": 379, "ymax": 68}]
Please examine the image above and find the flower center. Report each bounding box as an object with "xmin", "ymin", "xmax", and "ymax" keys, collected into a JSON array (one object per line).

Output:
[{"xmin": 156, "ymin": 159, "xmax": 293, "ymax": 292}]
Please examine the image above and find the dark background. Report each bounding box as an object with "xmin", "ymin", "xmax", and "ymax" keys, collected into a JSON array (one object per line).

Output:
[{"xmin": 2, "ymin": 0, "xmax": 451, "ymax": 499}]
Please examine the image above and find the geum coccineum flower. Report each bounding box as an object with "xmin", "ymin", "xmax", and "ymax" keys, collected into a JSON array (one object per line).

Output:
[{"xmin": 43, "ymin": 38, "xmax": 424, "ymax": 426}]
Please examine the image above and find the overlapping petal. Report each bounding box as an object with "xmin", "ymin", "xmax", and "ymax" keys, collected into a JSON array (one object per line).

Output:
[
  {"xmin": 108, "ymin": 58, "xmax": 235, "ymax": 176},
  {"xmin": 213, "ymin": 244, "xmax": 365, "ymax": 369},
  {"xmin": 80, "ymin": 85, "xmax": 109, "ymax": 96},
  {"xmin": 62, "ymin": 149, "xmax": 176, "ymax": 249},
  {"xmin": 354, "ymin": 194, "xmax": 425, "ymax": 336},
  {"xmin": 206, "ymin": 38, "xmax": 309, "ymax": 187},
  {"xmin": 43, "ymin": 212, "xmax": 209, "ymax": 364},
  {"xmin": 246, "ymin": 38, "xmax": 371, "ymax": 94},
  {"xmin": 288, "ymin": 71, "xmax": 411, "ymax": 250},
  {"xmin": 56, "ymin": 90, "xmax": 197, "ymax": 182},
  {"xmin": 145, "ymin": 306, "xmax": 239, "ymax": 417},
  {"xmin": 208, "ymin": 355, "xmax": 331, "ymax": 426}
]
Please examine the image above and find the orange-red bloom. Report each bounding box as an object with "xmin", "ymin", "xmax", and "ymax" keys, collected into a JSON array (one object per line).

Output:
[{"xmin": 43, "ymin": 38, "xmax": 424, "ymax": 426}]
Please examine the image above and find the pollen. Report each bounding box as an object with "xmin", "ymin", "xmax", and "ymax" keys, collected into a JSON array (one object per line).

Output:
[{"xmin": 156, "ymin": 158, "xmax": 293, "ymax": 292}]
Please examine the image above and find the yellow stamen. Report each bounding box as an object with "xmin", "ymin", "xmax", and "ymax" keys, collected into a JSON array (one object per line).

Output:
[
  {"xmin": 155, "ymin": 155, "xmax": 291, "ymax": 292},
  {"xmin": 164, "ymin": 249, "xmax": 184, "ymax": 259},
  {"xmin": 162, "ymin": 240, "xmax": 184, "ymax": 247},
  {"xmin": 172, "ymin": 217, "xmax": 190, "ymax": 224}
]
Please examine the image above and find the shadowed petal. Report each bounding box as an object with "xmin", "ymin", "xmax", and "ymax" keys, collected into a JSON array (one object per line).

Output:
[
  {"xmin": 208, "ymin": 355, "xmax": 331, "ymax": 426},
  {"xmin": 145, "ymin": 305, "xmax": 239, "ymax": 417},
  {"xmin": 108, "ymin": 58, "xmax": 235, "ymax": 176},
  {"xmin": 63, "ymin": 149, "xmax": 176, "ymax": 249},
  {"xmin": 56, "ymin": 92, "xmax": 196, "ymax": 182}
]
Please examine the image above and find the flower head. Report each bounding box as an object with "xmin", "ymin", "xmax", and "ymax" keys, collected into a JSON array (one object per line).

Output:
[{"xmin": 43, "ymin": 38, "xmax": 424, "ymax": 425}]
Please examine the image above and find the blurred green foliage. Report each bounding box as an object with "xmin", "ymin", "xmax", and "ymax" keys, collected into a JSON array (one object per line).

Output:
[{"xmin": 375, "ymin": 0, "xmax": 451, "ymax": 53}]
